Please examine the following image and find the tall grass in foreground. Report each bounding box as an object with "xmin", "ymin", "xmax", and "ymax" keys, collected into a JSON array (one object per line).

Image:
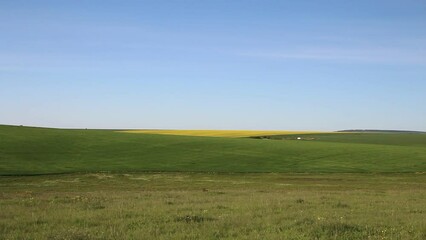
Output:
[{"xmin": 1, "ymin": 173, "xmax": 425, "ymax": 239}]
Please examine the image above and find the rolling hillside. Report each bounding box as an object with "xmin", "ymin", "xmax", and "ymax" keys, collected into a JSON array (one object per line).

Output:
[{"xmin": 1, "ymin": 125, "xmax": 425, "ymax": 175}]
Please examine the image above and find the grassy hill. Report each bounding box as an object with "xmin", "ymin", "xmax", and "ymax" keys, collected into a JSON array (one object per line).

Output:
[
  {"xmin": 337, "ymin": 129, "xmax": 426, "ymax": 134},
  {"xmin": 253, "ymin": 132, "xmax": 426, "ymax": 147},
  {"xmin": 1, "ymin": 125, "xmax": 425, "ymax": 175}
]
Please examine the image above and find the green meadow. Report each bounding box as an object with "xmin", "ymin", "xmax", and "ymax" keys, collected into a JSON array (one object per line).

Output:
[
  {"xmin": 1, "ymin": 125, "xmax": 426, "ymax": 239},
  {"xmin": 1, "ymin": 125, "xmax": 426, "ymax": 175}
]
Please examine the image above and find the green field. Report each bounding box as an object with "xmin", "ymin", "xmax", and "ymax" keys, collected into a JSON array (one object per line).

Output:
[
  {"xmin": 1, "ymin": 125, "xmax": 426, "ymax": 239},
  {"xmin": 1, "ymin": 125, "xmax": 426, "ymax": 175},
  {"xmin": 1, "ymin": 173, "xmax": 426, "ymax": 239},
  {"xmin": 254, "ymin": 132, "xmax": 426, "ymax": 147}
]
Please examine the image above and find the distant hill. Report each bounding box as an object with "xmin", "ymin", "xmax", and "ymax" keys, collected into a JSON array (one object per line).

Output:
[{"xmin": 337, "ymin": 129, "xmax": 426, "ymax": 134}]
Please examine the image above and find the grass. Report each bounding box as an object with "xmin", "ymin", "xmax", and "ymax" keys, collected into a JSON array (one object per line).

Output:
[
  {"xmin": 258, "ymin": 132, "xmax": 426, "ymax": 147},
  {"xmin": 1, "ymin": 173, "xmax": 425, "ymax": 239},
  {"xmin": 1, "ymin": 125, "xmax": 426, "ymax": 175},
  {"xmin": 1, "ymin": 124, "xmax": 426, "ymax": 239}
]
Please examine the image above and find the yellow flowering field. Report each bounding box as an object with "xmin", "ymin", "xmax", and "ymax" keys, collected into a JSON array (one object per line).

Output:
[{"xmin": 120, "ymin": 130, "xmax": 326, "ymax": 138}]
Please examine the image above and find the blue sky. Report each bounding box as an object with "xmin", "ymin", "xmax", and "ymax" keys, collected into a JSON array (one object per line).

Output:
[{"xmin": 1, "ymin": 0, "xmax": 425, "ymax": 130}]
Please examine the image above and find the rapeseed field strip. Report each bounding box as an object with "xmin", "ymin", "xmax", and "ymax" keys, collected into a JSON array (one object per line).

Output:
[{"xmin": 120, "ymin": 130, "xmax": 327, "ymax": 138}]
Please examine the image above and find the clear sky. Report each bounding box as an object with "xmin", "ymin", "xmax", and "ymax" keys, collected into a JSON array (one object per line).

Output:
[{"xmin": 1, "ymin": 0, "xmax": 425, "ymax": 131}]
